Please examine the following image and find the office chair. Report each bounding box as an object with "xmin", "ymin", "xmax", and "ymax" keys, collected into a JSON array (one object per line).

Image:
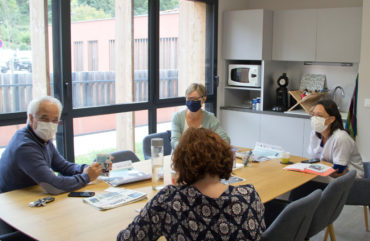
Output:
[
  {"xmin": 0, "ymin": 219, "xmax": 35, "ymax": 241},
  {"xmin": 110, "ymin": 150, "xmax": 140, "ymax": 163},
  {"xmin": 346, "ymin": 162, "xmax": 370, "ymax": 231},
  {"xmin": 142, "ymin": 130, "xmax": 171, "ymax": 160},
  {"xmin": 305, "ymin": 170, "xmax": 356, "ymax": 241},
  {"xmin": 262, "ymin": 189, "xmax": 322, "ymax": 241},
  {"xmin": 0, "ymin": 231, "xmax": 36, "ymax": 241}
]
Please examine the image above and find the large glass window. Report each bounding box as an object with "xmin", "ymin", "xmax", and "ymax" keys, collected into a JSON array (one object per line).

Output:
[
  {"xmin": 159, "ymin": 0, "xmax": 206, "ymax": 99},
  {"xmin": 0, "ymin": 1, "xmax": 33, "ymax": 113},
  {"xmin": 156, "ymin": 106, "xmax": 183, "ymax": 133},
  {"xmin": 69, "ymin": 0, "xmax": 149, "ymax": 107},
  {"xmin": 0, "ymin": 0, "xmax": 57, "ymax": 155},
  {"xmin": 73, "ymin": 111, "xmax": 148, "ymax": 164},
  {"xmin": 1, "ymin": 0, "xmax": 218, "ymax": 163}
]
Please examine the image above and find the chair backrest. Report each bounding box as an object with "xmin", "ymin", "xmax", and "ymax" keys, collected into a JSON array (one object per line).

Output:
[
  {"xmin": 262, "ymin": 189, "xmax": 322, "ymax": 241},
  {"xmin": 346, "ymin": 162, "xmax": 370, "ymax": 205},
  {"xmin": 142, "ymin": 130, "xmax": 171, "ymax": 160},
  {"xmin": 306, "ymin": 170, "xmax": 356, "ymax": 238},
  {"xmin": 364, "ymin": 162, "xmax": 370, "ymax": 178},
  {"xmin": 110, "ymin": 150, "xmax": 140, "ymax": 163}
]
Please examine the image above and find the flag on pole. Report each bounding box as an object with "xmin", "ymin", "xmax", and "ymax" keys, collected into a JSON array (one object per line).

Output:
[{"xmin": 345, "ymin": 74, "xmax": 358, "ymax": 140}]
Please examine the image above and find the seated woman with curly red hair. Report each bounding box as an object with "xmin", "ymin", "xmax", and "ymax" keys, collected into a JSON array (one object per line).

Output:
[{"xmin": 117, "ymin": 128, "xmax": 265, "ymax": 241}]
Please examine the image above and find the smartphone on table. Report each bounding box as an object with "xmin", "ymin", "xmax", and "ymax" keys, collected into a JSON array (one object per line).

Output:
[
  {"xmin": 301, "ymin": 158, "xmax": 320, "ymax": 164},
  {"xmin": 68, "ymin": 192, "xmax": 95, "ymax": 197}
]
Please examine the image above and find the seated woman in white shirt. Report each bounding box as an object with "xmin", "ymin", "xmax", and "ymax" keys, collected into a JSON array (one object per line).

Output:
[{"xmin": 290, "ymin": 99, "xmax": 364, "ymax": 200}]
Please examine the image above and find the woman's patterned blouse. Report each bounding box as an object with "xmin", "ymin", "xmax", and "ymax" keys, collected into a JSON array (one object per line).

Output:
[{"xmin": 117, "ymin": 184, "xmax": 265, "ymax": 241}]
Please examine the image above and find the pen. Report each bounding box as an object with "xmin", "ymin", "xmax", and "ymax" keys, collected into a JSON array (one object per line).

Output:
[{"xmin": 243, "ymin": 151, "xmax": 252, "ymax": 166}]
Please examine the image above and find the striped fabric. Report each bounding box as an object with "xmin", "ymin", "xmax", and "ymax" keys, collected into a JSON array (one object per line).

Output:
[{"xmin": 346, "ymin": 75, "xmax": 359, "ymax": 140}]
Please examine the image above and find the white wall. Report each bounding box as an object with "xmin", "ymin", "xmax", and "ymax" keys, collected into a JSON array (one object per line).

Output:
[
  {"xmin": 263, "ymin": 62, "xmax": 359, "ymax": 112},
  {"xmin": 358, "ymin": 0, "xmax": 370, "ymax": 162}
]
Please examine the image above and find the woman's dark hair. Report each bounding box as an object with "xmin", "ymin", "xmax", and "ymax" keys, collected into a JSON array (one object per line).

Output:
[
  {"xmin": 172, "ymin": 127, "xmax": 233, "ymax": 185},
  {"xmin": 315, "ymin": 99, "xmax": 344, "ymax": 137}
]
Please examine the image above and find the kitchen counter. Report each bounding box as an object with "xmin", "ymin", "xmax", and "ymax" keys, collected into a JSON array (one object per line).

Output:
[{"xmin": 221, "ymin": 106, "xmax": 348, "ymax": 121}]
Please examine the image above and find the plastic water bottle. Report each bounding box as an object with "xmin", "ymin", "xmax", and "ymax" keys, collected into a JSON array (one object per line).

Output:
[
  {"xmin": 256, "ymin": 97, "xmax": 261, "ymax": 111},
  {"xmin": 252, "ymin": 98, "xmax": 257, "ymax": 110},
  {"xmin": 151, "ymin": 138, "xmax": 164, "ymax": 190}
]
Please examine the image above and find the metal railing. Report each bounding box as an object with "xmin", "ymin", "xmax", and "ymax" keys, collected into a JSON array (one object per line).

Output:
[{"xmin": 0, "ymin": 70, "xmax": 178, "ymax": 113}]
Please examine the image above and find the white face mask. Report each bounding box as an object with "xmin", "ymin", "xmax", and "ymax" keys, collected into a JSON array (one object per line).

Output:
[
  {"xmin": 311, "ymin": 116, "xmax": 328, "ymax": 133},
  {"xmin": 34, "ymin": 121, "xmax": 58, "ymax": 141}
]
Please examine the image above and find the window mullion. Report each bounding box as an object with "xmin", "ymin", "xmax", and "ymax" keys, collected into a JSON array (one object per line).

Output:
[
  {"xmin": 148, "ymin": 0, "xmax": 160, "ymax": 134},
  {"xmin": 52, "ymin": 0, "xmax": 75, "ymax": 161}
]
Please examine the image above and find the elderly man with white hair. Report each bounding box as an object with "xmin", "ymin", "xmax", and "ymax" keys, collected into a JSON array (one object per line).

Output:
[{"xmin": 0, "ymin": 96, "xmax": 102, "ymax": 194}]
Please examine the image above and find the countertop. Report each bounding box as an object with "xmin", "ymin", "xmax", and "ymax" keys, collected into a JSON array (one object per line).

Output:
[{"xmin": 221, "ymin": 106, "xmax": 348, "ymax": 121}]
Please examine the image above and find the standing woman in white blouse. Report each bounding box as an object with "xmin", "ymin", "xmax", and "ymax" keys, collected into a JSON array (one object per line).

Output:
[{"xmin": 290, "ymin": 99, "xmax": 364, "ymax": 200}]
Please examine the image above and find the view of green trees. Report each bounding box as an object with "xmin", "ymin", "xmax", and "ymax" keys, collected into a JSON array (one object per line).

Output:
[
  {"xmin": 0, "ymin": 0, "xmax": 178, "ymax": 50},
  {"xmin": 0, "ymin": 0, "xmax": 31, "ymax": 50}
]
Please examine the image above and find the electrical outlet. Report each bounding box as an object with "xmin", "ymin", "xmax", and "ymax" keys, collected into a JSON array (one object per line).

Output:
[{"xmin": 365, "ymin": 99, "xmax": 370, "ymax": 108}]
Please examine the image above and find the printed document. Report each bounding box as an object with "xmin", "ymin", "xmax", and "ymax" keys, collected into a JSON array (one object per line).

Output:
[
  {"xmin": 251, "ymin": 142, "xmax": 283, "ymax": 161},
  {"xmin": 221, "ymin": 175, "xmax": 245, "ymax": 185},
  {"xmin": 99, "ymin": 161, "xmax": 152, "ymax": 186},
  {"xmin": 83, "ymin": 187, "xmax": 147, "ymax": 210}
]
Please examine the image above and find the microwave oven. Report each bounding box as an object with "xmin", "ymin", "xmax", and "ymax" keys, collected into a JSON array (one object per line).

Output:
[{"xmin": 228, "ymin": 64, "xmax": 261, "ymax": 87}]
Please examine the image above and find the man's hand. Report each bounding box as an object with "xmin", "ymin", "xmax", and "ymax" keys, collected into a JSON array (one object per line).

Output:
[{"xmin": 84, "ymin": 162, "xmax": 102, "ymax": 181}]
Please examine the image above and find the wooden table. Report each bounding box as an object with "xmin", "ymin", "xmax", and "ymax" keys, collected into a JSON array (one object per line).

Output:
[{"xmin": 0, "ymin": 155, "xmax": 318, "ymax": 241}]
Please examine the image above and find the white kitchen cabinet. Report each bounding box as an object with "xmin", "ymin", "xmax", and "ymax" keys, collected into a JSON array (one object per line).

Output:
[
  {"xmin": 220, "ymin": 110, "xmax": 261, "ymax": 148},
  {"xmin": 316, "ymin": 7, "xmax": 362, "ymax": 63},
  {"xmin": 260, "ymin": 114, "xmax": 305, "ymax": 156},
  {"xmin": 223, "ymin": 9, "xmax": 273, "ymax": 60},
  {"xmin": 272, "ymin": 7, "xmax": 362, "ymax": 62},
  {"xmin": 302, "ymin": 118, "xmax": 312, "ymax": 158},
  {"xmin": 221, "ymin": 109, "xmax": 309, "ymax": 156},
  {"xmin": 272, "ymin": 9, "xmax": 317, "ymax": 61}
]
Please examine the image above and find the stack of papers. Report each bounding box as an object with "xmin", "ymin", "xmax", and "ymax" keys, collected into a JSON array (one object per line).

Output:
[
  {"xmin": 251, "ymin": 142, "xmax": 283, "ymax": 162},
  {"xmin": 99, "ymin": 161, "xmax": 152, "ymax": 186},
  {"xmin": 83, "ymin": 187, "xmax": 147, "ymax": 210}
]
